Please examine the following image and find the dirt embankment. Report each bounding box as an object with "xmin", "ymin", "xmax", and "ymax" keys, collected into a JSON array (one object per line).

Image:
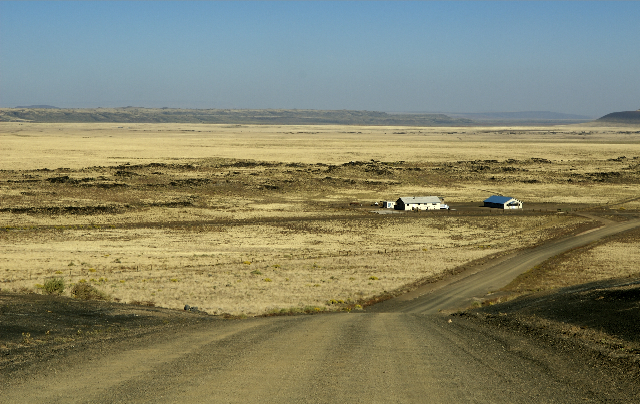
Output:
[
  {"xmin": 0, "ymin": 292, "xmax": 216, "ymax": 375},
  {"xmin": 475, "ymin": 277, "xmax": 640, "ymax": 350},
  {"xmin": 462, "ymin": 276, "xmax": 640, "ymax": 388}
]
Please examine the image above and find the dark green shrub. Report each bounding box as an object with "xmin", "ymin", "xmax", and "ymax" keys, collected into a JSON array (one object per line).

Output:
[
  {"xmin": 43, "ymin": 278, "xmax": 65, "ymax": 295},
  {"xmin": 71, "ymin": 282, "xmax": 110, "ymax": 301}
]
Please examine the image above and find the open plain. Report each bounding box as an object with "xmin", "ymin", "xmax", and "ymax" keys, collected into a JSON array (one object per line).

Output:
[
  {"xmin": 2, "ymin": 122, "xmax": 640, "ymax": 401},
  {"xmin": 1, "ymin": 122, "xmax": 640, "ymax": 315}
]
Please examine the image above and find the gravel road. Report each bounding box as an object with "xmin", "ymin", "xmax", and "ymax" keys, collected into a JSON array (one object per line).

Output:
[{"xmin": 4, "ymin": 311, "xmax": 638, "ymax": 403}]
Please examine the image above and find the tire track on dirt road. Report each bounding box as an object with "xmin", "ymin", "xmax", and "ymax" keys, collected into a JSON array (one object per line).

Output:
[
  {"xmin": 6, "ymin": 312, "xmax": 635, "ymax": 403},
  {"xmin": 0, "ymin": 318, "xmax": 294, "ymax": 403}
]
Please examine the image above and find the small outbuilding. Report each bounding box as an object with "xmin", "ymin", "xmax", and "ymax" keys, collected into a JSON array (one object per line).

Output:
[
  {"xmin": 483, "ymin": 195, "xmax": 523, "ymax": 209},
  {"xmin": 380, "ymin": 201, "xmax": 396, "ymax": 209},
  {"xmin": 395, "ymin": 196, "xmax": 443, "ymax": 211}
]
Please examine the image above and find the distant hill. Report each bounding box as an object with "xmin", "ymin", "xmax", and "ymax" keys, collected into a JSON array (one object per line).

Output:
[
  {"xmin": 594, "ymin": 110, "xmax": 640, "ymax": 126},
  {"xmin": 0, "ymin": 107, "xmax": 473, "ymax": 126}
]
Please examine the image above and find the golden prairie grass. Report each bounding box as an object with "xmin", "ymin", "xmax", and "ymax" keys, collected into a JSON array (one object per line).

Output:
[
  {"xmin": 1, "ymin": 122, "xmax": 639, "ymax": 315},
  {"xmin": 2, "ymin": 122, "xmax": 640, "ymax": 170},
  {"xmin": 2, "ymin": 214, "xmax": 591, "ymax": 315}
]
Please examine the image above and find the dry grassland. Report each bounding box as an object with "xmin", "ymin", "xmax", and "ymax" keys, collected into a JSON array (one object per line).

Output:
[
  {"xmin": 1, "ymin": 215, "xmax": 589, "ymax": 315},
  {"xmin": 1, "ymin": 122, "xmax": 639, "ymax": 315}
]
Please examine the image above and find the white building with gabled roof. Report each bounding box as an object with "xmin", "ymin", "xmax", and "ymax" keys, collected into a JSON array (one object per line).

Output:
[{"xmin": 395, "ymin": 196, "xmax": 444, "ymax": 211}]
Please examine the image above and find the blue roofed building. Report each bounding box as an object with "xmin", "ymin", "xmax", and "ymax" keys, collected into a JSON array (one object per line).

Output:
[{"xmin": 483, "ymin": 195, "xmax": 522, "ymax": 209}]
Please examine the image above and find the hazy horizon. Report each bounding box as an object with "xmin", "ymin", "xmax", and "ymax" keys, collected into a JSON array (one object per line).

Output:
[
  {"xmin": 5, "ymin": 105, "xmax": 598, "ymax": 120},
  {"xmin": 1, "ymin": 1, "xmax": 638, "ymax": 118}
]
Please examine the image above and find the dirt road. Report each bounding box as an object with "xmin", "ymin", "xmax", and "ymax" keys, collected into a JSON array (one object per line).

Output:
[
  {"xmin": 4, "ymin": 312, "xmax": 638, "ymax": 403},
  {"xmin": 3, "ymin": 215, "xmax": 640, "ymax": 403}
]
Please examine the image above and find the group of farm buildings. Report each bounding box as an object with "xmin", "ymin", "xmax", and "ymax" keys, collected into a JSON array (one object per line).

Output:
[{"xmin": 381, "ymin": 195, "xmax": 523, "ymax": 211}]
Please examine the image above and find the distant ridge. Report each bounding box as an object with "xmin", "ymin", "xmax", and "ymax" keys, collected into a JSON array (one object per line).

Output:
[
  {"xmin": 594, "ymin": 110, "xmax": 640, "ymax": 126},
  {"xmin": 15, "ymin": 105, "xmax": 59, "ymax": 109},
  {"xmin": 0, "ymin": 107, "xmax": 472, "ymax": 126},
  {"xmin": 442, "ymin": 111, "xmax": 594, "ymax": 125}
]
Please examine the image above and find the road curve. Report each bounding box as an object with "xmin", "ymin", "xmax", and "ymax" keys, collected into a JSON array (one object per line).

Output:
[{"xmin": 372, "ymin": 216, "xmax": 640, "ymax": 315}]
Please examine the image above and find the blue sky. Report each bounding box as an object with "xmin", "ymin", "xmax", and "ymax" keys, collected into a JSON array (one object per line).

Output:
[{"xmin": 1, "ymin": 1, "xmax": 638, "ymax": 117}]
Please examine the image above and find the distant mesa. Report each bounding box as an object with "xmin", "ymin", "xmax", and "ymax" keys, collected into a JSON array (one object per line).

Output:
[
  {"xmin": 15, "ymin": 105, "xmax": 59, "ymax": 109},
  {"xmin": 595, "ymin": 110, "xmax": 640, "ymax": 125},
  {"xmin": 0, "ymin": 107, "xmax": 472, "ymax": 126}
]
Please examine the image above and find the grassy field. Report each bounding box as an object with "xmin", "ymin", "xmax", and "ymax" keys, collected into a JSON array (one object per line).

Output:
[{"xmin": 1, "ymin": 122, "xmax": 639, "ymax": 315}]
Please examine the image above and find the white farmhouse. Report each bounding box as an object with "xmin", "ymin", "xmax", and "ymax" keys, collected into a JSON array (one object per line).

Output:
[{"xmin": 395, "ymin": 196, "xmax": 443, "ymax": 211}]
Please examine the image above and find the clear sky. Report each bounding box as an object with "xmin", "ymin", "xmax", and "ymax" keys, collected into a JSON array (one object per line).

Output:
[{"xmin": 1, "ymin": 1, "xmax": 638, "ymax": 117}]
